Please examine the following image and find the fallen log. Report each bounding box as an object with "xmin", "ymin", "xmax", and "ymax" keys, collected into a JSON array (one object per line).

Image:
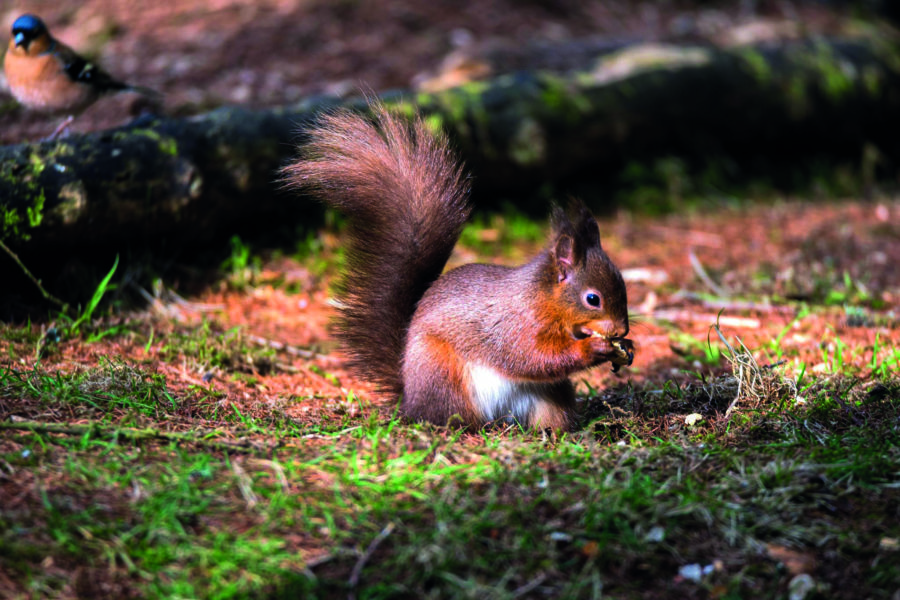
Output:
[{"xmin": 1, "ymin": 37, "xmax": 899, "ymax": 305}]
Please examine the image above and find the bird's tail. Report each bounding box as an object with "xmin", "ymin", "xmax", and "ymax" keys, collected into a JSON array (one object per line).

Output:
[{"xmin": 126, "ymin": 84, "xmax": 163, "ymax": 99}]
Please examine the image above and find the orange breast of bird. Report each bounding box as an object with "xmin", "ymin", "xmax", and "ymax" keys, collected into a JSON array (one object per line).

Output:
[{"xmin": 4, "ymin": 43, "xmax": 98, "ymax": 114}]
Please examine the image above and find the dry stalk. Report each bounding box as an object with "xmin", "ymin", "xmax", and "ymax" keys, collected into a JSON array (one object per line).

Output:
[{"xmin": 713, "ymin": 324, "xmax": 797, "ymax": 418}]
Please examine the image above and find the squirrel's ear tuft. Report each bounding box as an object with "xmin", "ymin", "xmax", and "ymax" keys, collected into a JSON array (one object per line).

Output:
[
  {"xmin": 549, "ymin": 199, "xmax": 602, "ymax": 281},
  {"xmin": 551, "ymin": 202, "xmax": 587, "ymax": 281},
  {"xmin": 568, "ymin": 198, "xmax": 601, "ymax": 249}
]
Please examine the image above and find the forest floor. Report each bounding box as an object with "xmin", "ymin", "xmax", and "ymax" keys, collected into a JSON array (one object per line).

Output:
[{"xmin": 1, "ymin": 196, "xmax": 898, "ymax": 598}]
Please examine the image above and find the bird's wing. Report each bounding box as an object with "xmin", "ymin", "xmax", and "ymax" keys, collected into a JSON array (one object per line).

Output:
[{"xmin": 53, "ymin": 42, "xmax": 130, "ymax": 92}]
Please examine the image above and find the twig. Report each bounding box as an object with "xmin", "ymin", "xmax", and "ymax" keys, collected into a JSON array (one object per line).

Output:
[
  {"xmin": 512, "ymin": 573, "xmax": 548, "ymax": 598},
  {"xmin": 231, "ymin": 459, "xmax": 259, "ymax": 508},
  {"xmin": 0, "ymin": 238, "xmax": 67, "ymax": 310},
  {"xmin": 671, "ymin": 290, "xmax": 790, "ymax": 313},
  {"xmin": 0, "ymin": 421, "xmax": 274, "ymax": 454},
  {"xmin": 300, "ymin": 426, "xmax": 361, "ymax": 439},
  {"xmin": 301, "ymin": 549, "xmax": 356, "ymax": 582},
  {"xmin": 305, "ymin": 553, "xmax": 340, "ymax": 570},
  {"xmin": 830, "ymin": 379, "xmax": 865, "ymax": 426},
  {"xmin": 348, "ymin": 522, "xmax": 396, "ymax": 598},
  {"xmin": 726, "ymin": 362, "xmax": 745, "ymax": 417},
  {"xmin": 652, "ymin": 309, "xmax": 760, "ymax": 329},
  {"xmin": 246, "ymin": 334, "xmax": 327, "ymax": 360},
  {"xmin": 249, "ymin": 458, "xmax": 289, "ymax": 491},
  {"xmin": 688, "ymin": 249, "xmax": 728, "ymax": 298}
]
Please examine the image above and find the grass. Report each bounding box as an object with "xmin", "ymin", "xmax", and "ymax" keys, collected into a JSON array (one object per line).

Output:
[
  {"xmin": 1, "ymin": 337, "xmax": 898, "ymax": 599},
  {"xmin": 0, "ymin": 358, "xmax": 175, "ymax": 421},
  {"xmin": 158, "ymin": 319, "xmax": 279, "ymax": 376},
  {"xmin": 457, "ymin": 205, "xmax": 547, "ymax": 259},
  {"xmin": 1, "ymin": 200, "xmax": 898, "ymax": 598}
]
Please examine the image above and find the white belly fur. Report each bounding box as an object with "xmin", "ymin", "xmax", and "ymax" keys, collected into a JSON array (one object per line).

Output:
[{"xmin": 467, "ymin": 364, "xmax": 557, "ymax": 423}]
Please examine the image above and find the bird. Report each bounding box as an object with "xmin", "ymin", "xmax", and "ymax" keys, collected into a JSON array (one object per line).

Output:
[{"xmin": 3, "ymin": 13, "xmax": 161, "ymax": 138}]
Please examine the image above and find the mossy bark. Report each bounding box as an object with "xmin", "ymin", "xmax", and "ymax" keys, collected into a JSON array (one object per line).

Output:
[{"xmin": 1, "ymin": 37, "xmax": 899, "ymax": 252}]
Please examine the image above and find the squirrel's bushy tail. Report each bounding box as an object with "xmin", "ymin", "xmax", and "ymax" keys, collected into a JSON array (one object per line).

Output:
[{"xmin": 284, "ymin": 105, "xmax": 470, "ymax": 395}]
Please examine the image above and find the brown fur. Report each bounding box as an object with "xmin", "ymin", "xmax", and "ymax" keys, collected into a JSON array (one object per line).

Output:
[
  {"xmin": 283, "ymin": 105, "xmax": 469, "ymax": 396},
  {"xmin": 286, "ymin": 104, "xmax": 631, "ymax": 431}
]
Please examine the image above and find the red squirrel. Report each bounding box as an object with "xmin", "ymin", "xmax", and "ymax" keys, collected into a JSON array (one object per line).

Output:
[{"xmin": 285, "ymin": 104, "xmax": 634, "ymax": 431}]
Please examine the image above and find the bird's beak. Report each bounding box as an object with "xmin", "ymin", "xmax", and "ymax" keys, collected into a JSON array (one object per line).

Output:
[{"xmin": 14, "ymin": 32, "xmax": 26, "ymax": 47}]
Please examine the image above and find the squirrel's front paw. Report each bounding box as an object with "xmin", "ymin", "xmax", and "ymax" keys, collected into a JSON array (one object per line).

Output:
[
  {"xmin": 584, "ymin": 332, "xmax": 634, "ymax": 372},
  {"xmin": 607, "ymin": 337, "xmax": 634, "ymax": 373}
]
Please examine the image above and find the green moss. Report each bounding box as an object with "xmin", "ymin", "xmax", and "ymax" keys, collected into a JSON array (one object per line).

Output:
[
  {"xmin": 44, "ymin": 141, "xmax": 75, "ymax": 159},
  {"xmin": 145, "ymin": 129, "xmax": 178, "ymax": 157},
  {"xmin": 387, "ymin": 100, "xmax": 417, "ymax": 119},
  {"xmin": 2, "ymin": 207, "xmax": 23, "ymax": 238},
  {"xmin": 793, "ymin": 42, "xmax": 856, "ymax": 103},
  {"xmin": 435, "ymin": 79, "xmax": 491, "ymax": 124},
  {"xmin": 573, "ymin": 70, "xmax": 597, "ymax": 88},
  {"xmin": 870, "ymin": 35, "xmax": 900, "ymax": 74},
  {"xmin": 539, "ymin": 74, "xmax": 591, "ymax": 123},
  {"xmin": 508, "ymin": 118, "xmax": 546, "ymax": 166},
  {"xmin": 434, "ymin": 89, "xmax": 469, "ymax": 126},
  {"xmin": 738, "ymin": 48, "xmax": 772, "ymax": 85},
  {"xmin": 819, "ymin": 62, "xmax": 853, "ymax": 100},
  {"xmin": 455, "ymin": 79, "xmax": 490, "ymax": 97},
  {"xmin": 431, "ymin": 81, "xmax": 495, "ymax": 157},
  {"xmin": 158, "ymin": 137, "xmax": 178, "ymax": 157},
  {"xmin": 540, "ymin": 75, "xmax": 568, "ymax": 110},
  {"xmin": 25, "ymin": 190, "xmax": 45, "ymax": 227},
  {"xmin": 0, "ymin": 148, "xmax": 56, "ymax": 241},
  {"xmin": 116, "ymin": 128, "xmax": 178, "ymax": 157},
  {"xmin": 862, "ymin": 65, "xmax": 883, "ymax": 96},
  {"xmin": 423, "ymin": 113, "xmax": 445, "ymax": 136},
  {"xmin": 785, "ymin": 76, "xmax": 811, "ymax": 119},
  {"xmin": 415, "ymin": 92, "xmax": 434, "ymax": 108},
  {"xmin": 27, "ymin": 151, "xmax": 47, "ymax": 178}
]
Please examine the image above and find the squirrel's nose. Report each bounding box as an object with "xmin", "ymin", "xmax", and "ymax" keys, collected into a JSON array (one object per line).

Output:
[{"xmin": 611, "ymin": 320, "xmax": 629, "ymax": 339}]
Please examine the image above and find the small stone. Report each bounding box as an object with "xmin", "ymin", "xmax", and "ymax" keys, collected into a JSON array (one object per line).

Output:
[{"xmin": 788, "ymin": 574, "xmax": 816, "ymax": 600}]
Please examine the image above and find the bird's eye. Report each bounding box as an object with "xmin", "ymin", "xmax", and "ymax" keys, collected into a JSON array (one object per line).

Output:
[{"xmin": 585, "ymin": 292, "xmax": 601, "ymax": 307}]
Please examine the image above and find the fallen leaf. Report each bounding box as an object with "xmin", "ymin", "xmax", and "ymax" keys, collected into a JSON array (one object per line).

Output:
[
  {"xmin": 582, "ymin": 541, "xmax": 599, "ymax": 557},
  {"xmin": 766, "ymin": 544, "xmax": 816, "ymax": 575}
]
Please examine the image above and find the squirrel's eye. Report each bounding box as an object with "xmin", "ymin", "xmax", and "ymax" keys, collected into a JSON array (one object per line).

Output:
[{"xmin": 585, "ymin": 292, "xmax": 601, "ymax": 307}]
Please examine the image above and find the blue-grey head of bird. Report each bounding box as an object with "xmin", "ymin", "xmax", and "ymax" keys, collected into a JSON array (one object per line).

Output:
[{"xmin": 11, "ymin": 14, "xmax": 49, "ymax": 51}]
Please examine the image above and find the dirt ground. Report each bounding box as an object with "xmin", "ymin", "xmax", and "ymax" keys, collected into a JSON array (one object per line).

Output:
[
  {"xmin": 0, "ymin": 0, "xmax": 859, "ymax": 144},
  {"xmin": 3, "ymin": 198, "xmax": 893, "ymax": 430}
]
